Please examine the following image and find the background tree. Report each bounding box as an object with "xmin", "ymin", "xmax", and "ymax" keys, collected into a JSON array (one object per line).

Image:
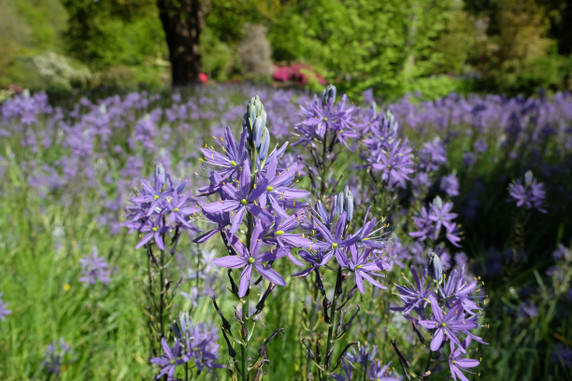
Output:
[{"xmin": 156, "ymin": 0, "xmax": 211, "ymax": 86}]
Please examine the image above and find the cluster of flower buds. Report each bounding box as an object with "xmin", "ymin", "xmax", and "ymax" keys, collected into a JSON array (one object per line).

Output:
[
  {"xmin": 335, "ymin": 185, "xmax": 354, "ymax": 223},
  {"xmin": 242, "ymin": 95, "xmax": 271, "ymax": 164}
]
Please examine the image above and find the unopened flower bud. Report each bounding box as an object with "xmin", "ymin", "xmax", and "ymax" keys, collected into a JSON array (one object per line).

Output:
[
  {"xmin": 428, "ymin": 252, "xmax": 443, "ymax": 283},
  {"xmin": 345, "ymin": 190, "xmax": 354, "ymax": 222},
  {"xmin": 259, "ymin": 131, "xmax": 270, "ymax": 160},
  {"xmin": 154, "ymin": 163, "xmax": 166, "ymax": 187},
  {"xmin": 336, "ymin": 192, "xmax": 344, "ymax": 216},
  {"xmin": 253, "ymin": 118, "xmax": 265, "ymax": 148},
  {"xmin": 321, "ymin": 84, "xmax": 337, "ymax": 107},
  {"xmin": 524, "ymin": 170, "xmax": 533, "ymax": 186}
]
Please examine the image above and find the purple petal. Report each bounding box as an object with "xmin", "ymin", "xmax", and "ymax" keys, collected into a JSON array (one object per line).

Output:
[
  {"xmin": 255, "ymin": 264, "xmax": 287, "ymax": 286},
  {"xmin": 230, "ymin": 206, "xmax": 247, "ymax": 233},
  {"xmin": 430, "ymin": 328, "xmax": 445, "ymax": 351},
  {"xmin": 213, "ymin": 255, "xmax": 246, "ymax": 269},
  {"xmin": 202, "ymin": 200, "xmax": 239, "ymax": 213},
  {"xmin": 238, "ymin": 265, "xmax": 253, "ymax": 297}
]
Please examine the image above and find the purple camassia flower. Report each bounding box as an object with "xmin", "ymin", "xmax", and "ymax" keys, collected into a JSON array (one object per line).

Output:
[
  {"xmin": 508, "ymin": 170, "xmax": 546, "ymax": 213},
  {"xmin": 150, "ymin": 338, "xmax": 186, "ymax": 380},
  {"xmin": 312, "ymin": 212, "xmax": 359, "ymax": 267},
  {"xmin": 294, "ymin": 87, "xmax": 358, "ymax": 149},
  {"xmin": 440, "ymin": 267, "xmax": 482, "ymax": 315},
  {"xmin": 418, "ymin": 295, "xmax": 479, "ymax": 352},
  {"xmin": 462, "ymin": 152, "xmax": 476, "ymax": 167},
  {"xmin": 211, "ymin": 223, "xmax": 288, "ymax": 297},
  {"xmin": 346, "ymin": 245, "xmax": 387, "ymax": 294},
  {"xmin": 441, "ymin": 173, "xmax": 460, "ymax": 197},
  {"xmin": 368, "ymin": 359, "xmax": 399, "ymax": 381},
  {"xmin": 410, "ymin": 196, "xmax": 461, "ymax": 247},
  {"xmin": 42, "ymin": 338, "xmax": 73, "ymax": 376},
  {"xmin": 551, "ymin": 343, "xmax": 572, "ymax": 368},
  {"xmin": 418, "ymin": 138, "xmax": 447, "ymax": 173},
  {"xmin": 124, "ymin": 165, "xmax": 199, "ymax": 250},
  {"xmin": 200, "ymin": 126, "xmax": 248, "ymax": 182},
  {"xmin": 473, "ymin": 139, "xmax": 488, "ymax": 153},
  {"xmin": 0, "ymin": 292, "xmax": 11, "ymax": 321},
  {"xmin": 363, "ymin": 137, "xmax": 415, "ymax": 189},
  {"xmin": 258, "ymin": 157, "xmax": 309, "ymax": 217},
  {"xmin": 263, "ymin": 211, "xmax": 311, "ymax": 249},
  {"xmin": 79, "ymin": 248, "xmax": 112, "ymax": 286},
  {"xmin": 351, "ymin": 209, "xmax": 389, "ymax": 249},
  {"xmin": 171, "ymin": 312, "xmax": 221, "ymax": 373},
  {"xmin": 201, "ymin": 161, "xmax": 273, "ymax": 233},
  {"xmin": 331, "ymin": 357, "xmax": 354, "ymax": 381},
  {"xmin": 448, "ymin": 338, "xmax": 480, "ymax": 381},
  {"xmin": 393, "ymin": 267, "xmax": 432, "ymax": 315}
]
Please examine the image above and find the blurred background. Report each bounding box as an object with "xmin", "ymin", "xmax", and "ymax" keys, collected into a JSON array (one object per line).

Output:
[{"xmin": 1, "ymin": 0, "xmax": 571, "ymax": 99}]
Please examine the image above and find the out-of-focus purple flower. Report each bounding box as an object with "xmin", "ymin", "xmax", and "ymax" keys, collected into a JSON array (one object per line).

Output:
[
  {"xmin": 441, "ymin": 173, "xmax": 460, "ymax": 197},
  {"xmin": 418, "ymin": 138, "xmax": 447, "ymax": 172},
  {"xmin": 368, "ymin": 359, "xmax": 399, "ymax": 380},
  {"xmin": 462, "ymin": 152, "xmax": 476, "ymax": 167},
  {"xmin": 171, "ymin": 312, "xmax": 221, "ymax": 373},
  {"xmin": 473, "ymin": 139, "xmax": 488, "ymax": 153},
  {"xmin": 79, "ymin": 247, "xmax": 112, "ymax": 286},
  {"xmin": 518, "ymin": 301, "xmax": 538, "ymax": 319},
  {"xmin": 42, "ymin": 338, "xmax": 74, "ymax": 376},
  {"xmin": 294, "ymin": 85, "xmax": 358, "ymax": 149},
  {"xmin": 363, "ymin": 137, "xmax": 415, "ymax": 189},
  {"xmin": 551, "ymin": 343, "xmax": 572, "ymax": 368},
  {"xmin": 150, "ymin": 338, "xmax": 186, "ymax": 380},
  {"xmin": 0, "ymin": 292, "xmax": 11, "ymax": 321},
  {"xmin": 508, "ymin": 170, "xmax": 546, "ymax": 213},
  {"xmin": 410, "ymin": 197, "xmax": 461, "ymax": 247}
]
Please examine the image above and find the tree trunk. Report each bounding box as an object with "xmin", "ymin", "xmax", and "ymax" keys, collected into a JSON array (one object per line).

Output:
[{"xmin": 156, "ymin": 0, "xmax": 205, "ymax": 87}]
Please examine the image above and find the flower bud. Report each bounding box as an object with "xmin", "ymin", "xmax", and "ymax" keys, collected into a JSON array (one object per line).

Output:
[
  {"xmin": 253, "ymin": 117, "xmax": 265, "ymax": 149},
  {"xmin": 336, "ymin": 191, "xmax": 344, "ymax": 216},
  {"xmin": 259, "ymin": 131, "xmax": 270, "ymax": 161},
  {"xmin": 427, "ymin": 252, "xmax": 443, "ymax": 283},
  {"xmin": 345, "ymin": 188, "xmax": 354, "ymax": 222},
  {"xmin": 385, "ymin": 109, "xmax": 398, "ymax": 134},
  {"xmin": 524, "ymin": 170, "xmax": 533, "ymax": 186},
  {"xmin": 321, "ymin": 84, "xmax": 337, "ymax": 107},
  {"xmin": 154, "ymin": 163, "xmax": 166, "ymax": 187}
]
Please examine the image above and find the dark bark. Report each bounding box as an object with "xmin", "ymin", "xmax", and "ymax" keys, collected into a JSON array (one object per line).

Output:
[{"xmin": 156, "ymin": 0, "xmax": 206, "ymax": 87}]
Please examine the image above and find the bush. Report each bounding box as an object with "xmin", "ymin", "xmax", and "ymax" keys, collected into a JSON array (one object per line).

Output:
[{"xmin": 238, "ymin": 23, "xmax": 274, "ymax": 78}]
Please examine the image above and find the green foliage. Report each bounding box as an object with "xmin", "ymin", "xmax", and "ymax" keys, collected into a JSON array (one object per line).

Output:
[
  {"xmin": 200, "ymin": 27, "xmax": 234, "ymax": 81},
  {"xmin": 62, "ymin": 0, "xmax": 165, "ymax": 70},
  {"xmin": 268, "ymin": 0, "xmax": 457, "ymax": 99}
]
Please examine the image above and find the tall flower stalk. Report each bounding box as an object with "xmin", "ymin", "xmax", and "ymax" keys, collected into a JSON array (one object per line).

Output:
[{"xmin": 197, "ymin": 95, "xmax": 309, "ymax": 380}]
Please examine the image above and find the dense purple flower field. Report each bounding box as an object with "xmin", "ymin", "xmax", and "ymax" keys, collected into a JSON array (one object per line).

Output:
[{"xmin": 0, "ymin": 85, "xmax": 571, "ymax": 380}]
